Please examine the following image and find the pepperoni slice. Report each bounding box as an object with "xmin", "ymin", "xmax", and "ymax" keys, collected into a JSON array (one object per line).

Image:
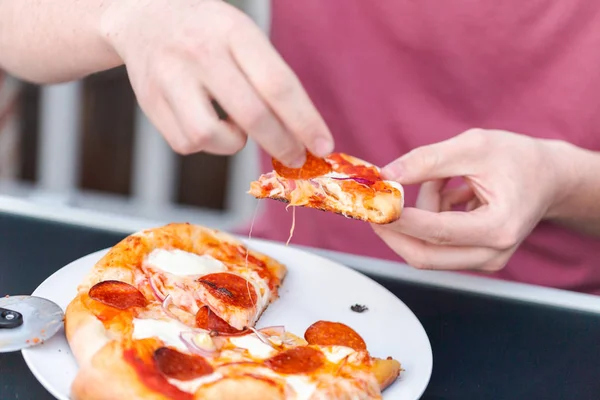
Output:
[
  {"xmin": 88, "ymin": 280, "xmax": 148, "ymax": 310},
  {"xmin": 326, "ymin": 153, "xmax": 382, "ymax": 182},
  {"xmin": 272, "ymin": 151, "xmax": 332, "ymax": 180},
  {"xmin": 124, "ymin": 343, "xmax": 193, "ymax": 400},
  {"xmin": 198, "ymin": 273, "xmax": 258, "ymax": 309},
  {"xmin": 304, "ymin": 321, "xmax": 367, "ymax": 351},
  {"xmin": 195, "ymin": 306, "xmax": 247, "ymax": 335},
  {"xmin": 153, "ymin": 347, "xmax": 214, "ymax": 381},
  {"xmin": 264, "ymin": 346, "xmax": 325, "ymax": 374}
]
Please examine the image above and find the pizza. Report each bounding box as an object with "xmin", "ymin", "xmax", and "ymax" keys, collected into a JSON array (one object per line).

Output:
[
  {"xmin": 248, "ymin": 152, "xmax": 404, "ymax": 224},
  {"xmin": 64, "ymin": 223, "xmax": 402, "ymax": 399}
]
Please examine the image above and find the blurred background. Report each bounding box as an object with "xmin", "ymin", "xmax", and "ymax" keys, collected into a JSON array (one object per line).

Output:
[{"xmin": 0, "ymin": 0, "xmax": 270, "ymax": 232}]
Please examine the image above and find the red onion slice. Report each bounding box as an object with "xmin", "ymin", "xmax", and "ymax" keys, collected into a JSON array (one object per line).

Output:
[
  {"xmin": 149, "ymin": 276, "xmax": 165, "ymax": 301},
  {"xmin": 210, "ymin": 329, "xmax": 252, "ymax": 338},
  {"xmin": 179, "ymin": 331, "xmax": 216, "ymax": 357},
  {"xmin": 161, "ymin": 295, "xmax": 179, "ymax": 320},
  {"xmin": 258, "ymin": 325, "xmax": 286, "ymax": 337},
  {"xmin": 248, "ymin": 327, "xmax": 275, "ymax": 348}
]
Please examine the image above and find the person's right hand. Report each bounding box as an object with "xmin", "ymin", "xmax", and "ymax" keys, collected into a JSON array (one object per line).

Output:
[{"xmin": 100, "ymin": 0, "xmax": 333, "ymax": 166}]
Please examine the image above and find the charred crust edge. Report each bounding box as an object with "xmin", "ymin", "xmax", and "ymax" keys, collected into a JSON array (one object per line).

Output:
[{"xmin": 249, "ymin": 194, "xmax": 401, "ymax": 224}]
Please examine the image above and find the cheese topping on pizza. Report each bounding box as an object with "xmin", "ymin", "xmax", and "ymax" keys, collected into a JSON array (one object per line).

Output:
[
  {"xmin": 65, "ymin": 223, "xmax": 401, "ymax": 400},
  {"xmin": 81, "ymin": 276, "xmax": 394, "ymax": 399},
  {"xmin": 124, "ymin": 321, "xmax": 385, "ymax": 400},
  {"xmin": 145, "ymin": 249, "xmax": 227, "ymax": 276},
  {"xmin": 249, "ymin": 152, "xmax": 404, "ymax": 224},
  {"xmin": 73, "ymin": 224, "xmax": 286, "ymax": 342}
]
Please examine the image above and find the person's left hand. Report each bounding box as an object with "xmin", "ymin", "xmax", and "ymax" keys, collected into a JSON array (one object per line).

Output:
[{"xmin": 371, "ymin": 128, "xmax": 573, "ymax": 272}]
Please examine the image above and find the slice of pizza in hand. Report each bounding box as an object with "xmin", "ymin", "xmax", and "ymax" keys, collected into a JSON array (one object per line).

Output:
[{"xmin": 248, "ymin": 152, "xmax": 404, "ymax": 224}]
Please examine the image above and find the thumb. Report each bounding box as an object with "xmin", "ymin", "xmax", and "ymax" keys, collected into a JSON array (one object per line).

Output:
[{"xmin": 381, "ymin": 131, "xmax": 482, "ymax": 184}]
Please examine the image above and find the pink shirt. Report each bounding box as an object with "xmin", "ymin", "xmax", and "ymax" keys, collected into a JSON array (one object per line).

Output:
[{"xmin": 245, "ymin": 1, "xmax": 600, "ymax": 295}]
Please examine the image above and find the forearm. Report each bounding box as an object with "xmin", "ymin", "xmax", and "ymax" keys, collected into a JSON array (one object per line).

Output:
[
  {"xmin": 544, "ymin": 140, "xmax": 600, "ymax": 236},
  {"xmin": 0, "ymin": 0, "xmax": 122, "ymax": 84}
]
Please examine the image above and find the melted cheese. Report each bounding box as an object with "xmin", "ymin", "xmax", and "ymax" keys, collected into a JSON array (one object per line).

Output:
[
  {"xmin": 194, "ymin": 331, "xmax": 217, "ymax": 351},
  {"xmin": 218, "ymin": 349, "xmax": 248, "ymax": 363},
  {"xmin": 321, "ymin": 346, "xmax": 356, "ymax": 363},
  {"xmin": 169, "ymin": 372, "xmax": 223, "ymax": 393},
  {"xmin": 322, "ymin": 171, "xmax": 352, "ymax": 179},
  {"xmin": 268, "ymin": 168, "xmax": 403, "ymax": 212},
  {"xmin": 286, "ymin": 205, "xmax": 296, "ymax": 246},
  {"xmin": 325, "ymin": 170, "xmax": 404, "ymax": 194},
  {"xmin": 145, "ymin": 248, "xmax": 226, "ymax": 276},
  {"xmin": 132, "ymin": 318, "xmax": 190, "ymax": 352},
  {"xmin": 231, "ymin": 268, "xmax": 272, "ymax": 326},
  {"xmin": 229, "ymin": 334, "xmax": 276, "ymax": 359},
  {"xmin": 268, "ymin": 165, "xmax": 403, "ymax": 197},
  {"xmin": 251, "ymin": 279, "xmax": 271, "ymax": 326},
  {"xmin": 285, "ymin": 375, "xmax": 318, "ymax": 400}
]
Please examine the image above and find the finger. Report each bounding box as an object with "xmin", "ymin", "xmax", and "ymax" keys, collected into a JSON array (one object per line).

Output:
[
  {"xmin": 386, "ymin": 206, "xmax": 501, "ymax": 247},
  {"xmin": 227, "ymin": 17, "xmax": 334, "ymax": 158},
  {"xmin": 137, "ymin": 94, "xmax": 190, "ymax": 152},
  {"xmin": 466, "ymin": 197, "xmax": 482, "ymax": 212},
  {"xmin": 200, "ymin": 52, "xmax": 307, "ymax": 166},
  {"xmin": 163, "ymin": 70, "xmax": 247, "ymax": 155},
  {"xmin": 415, "ymin": 179, "xmax": 448, "ymax": 212},
  {"xmin": 440, "ymin": 184, "xmax": 475, "ymax": 212},
  {"xmin": 381, "ymin": 129, "xmax": 487, "ymax": 184},
  {"xmin": 372, "ymin": 224, "xmax": 503, "ymax": 271}
]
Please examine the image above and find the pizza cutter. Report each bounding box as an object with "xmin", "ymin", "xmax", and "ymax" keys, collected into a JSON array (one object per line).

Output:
[{"xmin": 0, "ymin": 295, "xmax": 64, "ymax": 353}]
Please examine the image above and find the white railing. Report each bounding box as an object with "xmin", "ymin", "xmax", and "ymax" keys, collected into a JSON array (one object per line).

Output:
[{"xmin": 0, "ymin": 0, "xmax": 270, "ymax": 232}]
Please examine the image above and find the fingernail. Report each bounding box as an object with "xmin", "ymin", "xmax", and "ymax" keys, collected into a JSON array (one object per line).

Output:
[
  {"xmin": 313, "ymin": 137, "xmax": 334, "ymax": 158},
  {"xmin": 382, "ymin": 162, "xmax": 404, "ymax": 180},
  {"xmin": 289, "ymin": 154, "xmax": 306, "ymax": 168}
]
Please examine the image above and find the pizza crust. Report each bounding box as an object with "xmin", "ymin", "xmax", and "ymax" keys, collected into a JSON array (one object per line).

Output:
[
  {"xmin": 251, "ymin": 193, "xmax": 402, "ymax": 225},
  {"xmin": 64, "ymin": 295, "xmax": 112, "ymax": 367},
  {"xmin": 71, "ymin": 340, "xmax": 169, "ymax": 400},
  {"xmin": 82, "ymin": 223, "xmax": 286, "ymax": 292},
  {"xmin": 372, "ymin": 357, "xmax": 402, "ymax": 391},
  {"xmin": 193, "ymin": 376, "xmax": 286, "ymax": 400}
]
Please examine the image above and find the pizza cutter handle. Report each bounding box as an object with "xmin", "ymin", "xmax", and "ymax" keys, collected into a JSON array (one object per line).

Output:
[{"xmin": 0, "ymin": 307, "xmax": 23, "ymax": 329}]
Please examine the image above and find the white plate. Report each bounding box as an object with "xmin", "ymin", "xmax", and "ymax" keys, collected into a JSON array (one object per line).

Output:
[{"xmin": 22, "ymin": 239, "xmax": 433, "ymax": 399}]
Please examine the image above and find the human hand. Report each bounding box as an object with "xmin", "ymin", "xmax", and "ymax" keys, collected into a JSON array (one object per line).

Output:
[
  {"xmin": 100, "ymin": 0, "xmax": 333, "ymax": 166},
  {"xmin": 372, "ymin": 129, "xmax": 572, "ymax": 272}
]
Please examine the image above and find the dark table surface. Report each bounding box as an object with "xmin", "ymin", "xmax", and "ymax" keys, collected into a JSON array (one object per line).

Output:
[{"xmin": 1, "ymin": 212, "xmax": 599, "ymax": 400}]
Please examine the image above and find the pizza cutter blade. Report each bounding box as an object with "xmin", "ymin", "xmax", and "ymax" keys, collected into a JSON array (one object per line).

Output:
[{"xmin": 0, "ymin": 295, "xmax": 64, "ymax": 353}]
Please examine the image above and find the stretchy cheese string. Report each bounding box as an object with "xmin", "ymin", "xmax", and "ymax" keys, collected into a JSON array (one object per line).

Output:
[{"xmin": 286, "ymin": 206, "xmax": 296, "ymax": 246}]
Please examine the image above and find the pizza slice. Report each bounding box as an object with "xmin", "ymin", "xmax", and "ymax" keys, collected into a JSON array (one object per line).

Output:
[
  {"xmin": 65, "ymin": 222, "xmax": 403, "ymax": 399},
  {"xmin": 65, "ymin": 223, "xmax": 286, "ymax": 366},
  {"xmin": 69, "ymin": 317, "xmax": 402, "ymax": 400},
  {"xmin": 248, "ymin": 152, "xmax": 404, "ymax": 224}
]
